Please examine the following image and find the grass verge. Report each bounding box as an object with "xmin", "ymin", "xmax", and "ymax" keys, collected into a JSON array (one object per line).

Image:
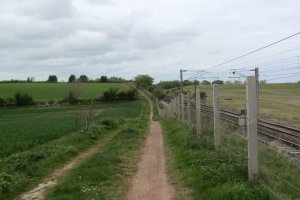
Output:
[
  {"xmin": 161, "ymin": 118, "xmax": 270, "ymax": 200},
  {"xmin": 44, "ymin": 118, "xmax": 148, "ymax": 200}
]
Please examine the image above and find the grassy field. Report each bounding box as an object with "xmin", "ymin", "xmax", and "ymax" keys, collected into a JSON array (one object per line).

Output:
[
  {"xmin": 181, "ymin": 83, "xmax": 300, "ymax": 126},
  {"xmin": 0, "ymin": 97, "xmax": 147, "ymax": 200},
  {"xmin": 0, "ymin": 83, "xmax": 125, "ymax": 101},
  {"xmin": 0, "ymin": 101, "xmax": 143, "ymax": 158},
  {"xmin": 161, "ymin": 117, "xmax": 300, "ymax": 199}
]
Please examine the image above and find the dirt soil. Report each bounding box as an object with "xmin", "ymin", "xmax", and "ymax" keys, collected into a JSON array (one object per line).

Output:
[
  {"xmin": 18, "ymin": 132, "xmax": 117, "ymax": 200},
  {"xmin": 127, "ymin": 94, "xmax": 175, "ymax": 200}
]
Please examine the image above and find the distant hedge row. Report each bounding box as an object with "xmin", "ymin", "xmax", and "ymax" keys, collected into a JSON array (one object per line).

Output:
[{"xmin": 0, "ymin": 88, "xmax": 139, "ymax": 107}]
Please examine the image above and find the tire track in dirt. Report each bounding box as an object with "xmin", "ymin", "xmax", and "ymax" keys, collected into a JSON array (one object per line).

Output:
[
  {"xmin": 127, "ymin": 92, "xmax": 175, "ymax": 200},
  {"xmin": 18, "ymin": 130, "xmax": 119, "ymax": 200}
]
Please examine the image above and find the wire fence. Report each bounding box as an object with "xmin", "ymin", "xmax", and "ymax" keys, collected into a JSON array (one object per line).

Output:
[{"xmin": 160, "ymin": 82, "xmax": 300, "ymax": 199}]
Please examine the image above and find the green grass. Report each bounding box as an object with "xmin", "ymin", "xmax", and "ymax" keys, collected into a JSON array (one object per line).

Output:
[
  {"xmin": 0, "ymin": 83, "xmax": 125, "ymax": 101},
  {"xmin": 44, "ymin": 119, "xmax": 148, "ymax": 200},
  {"xmin": 161, "ymin": 117, "xmax": 300, "ymax": 199},
  {"xmin": 161, "ymin": 118, "xmax": 268, "ymax": 199},
  {"xmin": 0, "ymin": 97, "xmax": 147, "ymax": 200},
  {"xmin": 181, "ymin": 83, "xmax": 300, "ymax": 126},
  {"xmin": 43, "ymin": 95, "xmax": 150, "ymax": 199},
  {"xmin": 0, "ymin": 101, "xmax": 143, "ymax": 158}
]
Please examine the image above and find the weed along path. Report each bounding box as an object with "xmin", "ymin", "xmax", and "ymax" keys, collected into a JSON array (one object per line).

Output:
[
  {"xmin": 127, "ymin": 94, "xmax": 175, "ymax": 200},
  {"xmin": 18, "ymin": 130, "xmax": 119, "ymax": 200}
]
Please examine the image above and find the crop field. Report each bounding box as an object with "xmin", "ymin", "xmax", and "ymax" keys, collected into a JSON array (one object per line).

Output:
[
  {"xmin": 0, "ymin": 100, "xmax": 144, "ymax": 158},
  {"xmin": 0, "ymin": 93, "xmax": 147, "ymax": 200},
  {"xmin": 0, "ymin": 83, "xmax": 126, "ymax": 101},
  {"xmin": 183, "ymin": 83, "xmax": 300, "ymax": 126}
]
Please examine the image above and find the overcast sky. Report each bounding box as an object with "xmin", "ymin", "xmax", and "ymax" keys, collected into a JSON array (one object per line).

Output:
[{"xmin": 0, "ymin": 0, "xmax": 300, "ymax": 82}]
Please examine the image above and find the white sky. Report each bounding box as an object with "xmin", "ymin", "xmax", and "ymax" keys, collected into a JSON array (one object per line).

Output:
[{"xmin": 0, "ymin": 0, "xmax": 300, "ymax": 82}]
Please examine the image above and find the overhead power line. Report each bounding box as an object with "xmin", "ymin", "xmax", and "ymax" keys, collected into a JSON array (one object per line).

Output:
[{"xmin": 203, "ymin": 31, "xmax": 300, "ymax": 71}]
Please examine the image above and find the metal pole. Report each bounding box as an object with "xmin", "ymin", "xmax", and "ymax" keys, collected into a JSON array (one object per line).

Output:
[{"xmin": 246, "ymin": 76, "xmax": 259, "ymax": 181}]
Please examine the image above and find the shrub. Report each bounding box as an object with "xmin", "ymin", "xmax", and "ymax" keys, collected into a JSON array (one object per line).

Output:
[
  {"xmin": 14, "ymin": 92, "xmax": 33, "ymax": 106},
  {"xmin": 125, "ymin": 89, "xmax": 138, "ymax": 100},
  {"xmin": 201, "ymin": 91, "xmax": 207, "ymax": 100},
  {"xmin": 99, "ymin": 88, "xmax": 138, "ymax": 102},
  {"xmin": 64, "ymin": 92, "xmax": 78, "ymax": 104},
  {"xmin": 0, "ymin": 98, "xmax": 7, "ymax": 106},
  {"xmin": 102, "ymin": 88, "xmax": 119, "ymax": 101}
]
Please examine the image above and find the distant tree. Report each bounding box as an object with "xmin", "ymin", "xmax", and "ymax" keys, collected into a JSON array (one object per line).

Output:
[
  {"xmin": 193, "ymin": 80, "xmax": 200, "ymax": 85},
  {"xmin": 79, "ymin": 75, "xmax": 89, "ymax": 83},
  {"xmin": 183, "ymin": 80, "xmax": 193, "ymax": 86},
  {"xmin": 212, "ymin": 80, "xmax": 224, "ymax": 85},
  {"xmin": 260, "ymin": 80, "xmax": 267, "ymax": 84},
  {"xmin": 234, "ymin": 80, "xmax": 242, "ymax": 85},
  {"xmin": 48, "ymin": 75, "xmax": 58, "ymax": 83},
  {"xmin": 157, "ymin": 80, "xmax": 180, "ymax": 89},
  {"xmin": 134, "ymin": 75, "xmax": 154, "ymax": 90},
  {"xmin": 109, "ymin": 76, "xmax": 127, "ymax": 83},
  {"xmin": 27, "ymin": 77, "xmax": 34, "ymax": 82},
  {"xmin": 201, "ymin": 80, "xmax": 211, "ymax": 85},
  {"xmin": 68, "ymin": 74, "xmax": 76, "ymax": 83},
  {"xmin": 100, "ymin": 76, "xmax": 108, "ymax": 83}
]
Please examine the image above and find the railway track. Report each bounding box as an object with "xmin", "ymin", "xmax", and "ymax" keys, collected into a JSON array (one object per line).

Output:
[{"xmin": 185, "ymin": 102, "xmax": 300, "ymax": 158}]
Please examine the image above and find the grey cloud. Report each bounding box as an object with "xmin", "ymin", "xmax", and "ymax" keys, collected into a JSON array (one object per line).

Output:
[{"xmin": 0, "ymin": 0, "xmax": 299, "ymax": 82}]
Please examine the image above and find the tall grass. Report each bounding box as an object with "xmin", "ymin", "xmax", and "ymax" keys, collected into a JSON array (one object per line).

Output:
[
  {"xmin": 162, "ymin": 116, "xmax": 300, "ymax": 199},
  {"xmin": 162, "ymin": 118, "xmax": 269, "ymax": 199}
]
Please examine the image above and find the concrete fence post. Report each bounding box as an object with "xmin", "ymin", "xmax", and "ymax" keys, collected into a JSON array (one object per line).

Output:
[
  {"xmin": 176, "ymin": 96, "xmax": 181, "ymax": 120},
  {"xmin": 181, "ymin": 93, "xmax": 185, "ymax": 121},
  {"xmin": 172, "ymin": 97, "xmax": 176, "ymax": 119},
  {"xmin": 213, "ymin": 84, "xmax": 221, "ymax": 150},
  {"xmin": 187, "ymin": 92, "xmax": 192, "ymax": 124},
  {"xmin": 246, "ymin": 76, "xmax": 259, "ymax": 181},
  {"xmin": 196, "ymin": 89, "xmax": 202, "ymax": 136}
]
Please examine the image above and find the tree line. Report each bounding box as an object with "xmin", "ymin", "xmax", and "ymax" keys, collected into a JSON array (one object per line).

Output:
[{"xmin": 0, "ymin": 75, "xmax": 128, "ymax": 83}]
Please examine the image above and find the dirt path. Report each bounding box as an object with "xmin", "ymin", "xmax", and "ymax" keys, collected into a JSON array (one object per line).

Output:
[
  {"xmin": 18, "ymin": 131, "xmax": 118, "ymax": 200},
  {"xmin": 127, "ymin": 94, "xmax": 175, "ymax": 200}
]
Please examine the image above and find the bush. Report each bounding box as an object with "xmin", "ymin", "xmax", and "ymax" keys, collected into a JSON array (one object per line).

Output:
[
  {"xmin": 201, "ymin": 91, "xmax": 207, "ymax": 100},
  {"xmin": 101, "ymin": 88, "xmax": 119, "ymax": 101},
  {"xmin": 64, "ymin": 92, "xmax": 78, "ymax": 104},
  {"xmin": 192, "ymin": 91, "xmax": 207, "ymax": 101},
  {"xmin": 0, "ymin": 98, "xmax": 7, "ymax": 106},
  {"xmin": 125, "ymin": 89, "xmax": 138, "ymax": 100},
  {"xmin": 14, "ymin": 92, "xmax": 33, "ymax": 106},
  {"xmin": 99, "ymin": 88, "xmax": 138, "ymax": 102}
]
